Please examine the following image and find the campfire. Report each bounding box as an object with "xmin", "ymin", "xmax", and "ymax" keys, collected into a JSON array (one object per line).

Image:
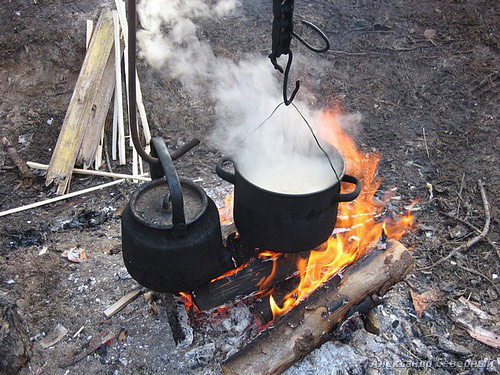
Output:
[{"xmin": 184, "ymin": 106, "xmax": 415, "ymax": 322}]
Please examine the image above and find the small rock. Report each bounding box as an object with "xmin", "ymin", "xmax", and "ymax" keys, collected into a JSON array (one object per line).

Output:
[
  {"xmin": 116, "ymin": 267, "xmax": 131, "ymax": 280},
  {"xmin": 438, "ymin": 337, "xmax": 471, "ymax": 356}
]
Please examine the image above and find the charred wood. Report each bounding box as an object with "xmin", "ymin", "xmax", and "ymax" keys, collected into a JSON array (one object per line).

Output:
[{"xmin": 192, "ymin": 253, "xmax": 301, "ymax": 311}]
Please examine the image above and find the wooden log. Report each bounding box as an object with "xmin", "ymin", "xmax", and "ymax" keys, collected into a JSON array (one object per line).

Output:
[
  {"xmin": 46, "ymin": 9, "xmax": 115, "ymax": 194},
  {"xmin": 221, "ymin": 240, "xmax": 414, "ymax": 375}
]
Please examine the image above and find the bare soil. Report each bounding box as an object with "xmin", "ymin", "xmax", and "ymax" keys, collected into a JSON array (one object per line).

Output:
[{"xmin": 0, "ymin": 0, "xmax": 498, "ymax": 374}]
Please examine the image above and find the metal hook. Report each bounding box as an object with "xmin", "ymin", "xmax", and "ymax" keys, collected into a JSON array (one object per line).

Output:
[
  {"xmin": 292, "ymin": 20, "xmax": 330, "ymax": 53},
  {"xmin": 283, "ymin": 50, "xmax": 300, "ymax": 106}
]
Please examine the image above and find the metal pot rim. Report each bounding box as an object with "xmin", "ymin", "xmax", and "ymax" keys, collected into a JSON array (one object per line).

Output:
[
  {"xmin": 234, "ymin": 145, "xmax": 346, "ymax": 197},
  {"xmin": 129, "ymin": 178, "xmax": 208, "ymax": 230}
]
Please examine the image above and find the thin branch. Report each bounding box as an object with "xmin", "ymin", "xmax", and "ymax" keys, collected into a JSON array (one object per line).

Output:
[
  {"xmin": 440, "ymin": 211, "xmax": 499, "ymax": 257},
  {"xmin": 418, "ymin": 180, "xmax": 491, "ymax": 270}
]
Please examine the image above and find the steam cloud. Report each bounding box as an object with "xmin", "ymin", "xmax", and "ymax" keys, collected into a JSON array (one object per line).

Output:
[{"xmin": 137, "ymin": 0, "xmax": 360, "ymax": 193}]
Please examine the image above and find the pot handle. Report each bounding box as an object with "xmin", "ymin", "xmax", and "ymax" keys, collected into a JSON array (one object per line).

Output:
[
  {"xmin": 216, "ymin": 157, "xmax": 236, "ymax": 185},
  {"xmin": 337, "ymin": 174, "xmax": 362, "ymax": 202},
  {"xmin": 151, "ymin": 137, "xmax": 186, "ymax": 235}
]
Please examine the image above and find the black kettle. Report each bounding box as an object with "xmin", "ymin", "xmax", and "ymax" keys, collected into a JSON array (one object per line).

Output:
[{"xmin": 121, "ymin": 138, "xmax": 226, "ymax": 293}]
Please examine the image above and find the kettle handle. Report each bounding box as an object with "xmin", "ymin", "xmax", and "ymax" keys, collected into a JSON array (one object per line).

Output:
[{"xmin": 151, "ymin": 137, "xmax": 186, "ymax": 234}]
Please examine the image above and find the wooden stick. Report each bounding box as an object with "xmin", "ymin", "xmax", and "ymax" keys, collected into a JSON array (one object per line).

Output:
[
  {"xmin": 94, "ymin": 126, "xmax": 105, "ymax": 170},
  {"xmin": 221, "ymin": 240, "xmax": 414, "ymax": 375},
  {"xmin": 0, "ymin": 179, "xmax": 127, "ymax": 217},
  {"xmin": 112, "ymin": 10, "xmax": 127, "ymax": 165},
  {"xmin": 27, "ymin": 161, "xmax": 151, "ymax": 181},
  {"xmin": 111, "ymin": 84, "xmax": 119, "ymax": 160},
  {"xmin": 104, "ymin": 289, "xmax": 142, "ymax": 318},
  {"xmin": 1, "ymin": 137, "xmax": 36, "ymax": 182}
]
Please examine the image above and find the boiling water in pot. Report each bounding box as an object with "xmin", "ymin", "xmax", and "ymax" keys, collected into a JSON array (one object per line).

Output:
[{"xmin": 236, "ymin": 152, "xmax": 338, "ymax": 195}]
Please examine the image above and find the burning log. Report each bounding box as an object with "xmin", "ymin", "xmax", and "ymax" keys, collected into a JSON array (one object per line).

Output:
[
  {"xmin": 221, "ymin": 240, "xmax": 414, "ymax": 375},
  {"xmin": 192, "ymin": 253, "xmax": 301, "ymax": 311}
]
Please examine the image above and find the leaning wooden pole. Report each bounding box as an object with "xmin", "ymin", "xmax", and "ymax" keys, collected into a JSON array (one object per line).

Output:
[{"xmin": 221, "ymin": 240, "xmax": 414, "ymax": 375}]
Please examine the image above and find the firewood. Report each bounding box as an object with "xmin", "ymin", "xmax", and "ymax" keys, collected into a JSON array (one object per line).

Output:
[
  {"xmin": 77, "ymin": 23, "xmax": 124, "ymax": 167},
  {"xmin": 192, "ymin": 254, "xmax": 301, "ymax": 311},
  {"xmin": 221, "ymin": 240, "xmax": 414, "ymax": 375},
  {"xmin": 46, "ymin": 8, "xmax": 115, "ymax": 194}
]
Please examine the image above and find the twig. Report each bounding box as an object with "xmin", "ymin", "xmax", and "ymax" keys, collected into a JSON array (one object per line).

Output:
[
  {"xmin": 418, "ymin": 180, "xmax": 490, "ymax": 270},
  {"xmin": 440, "ymin": 211, "xmax": 499, "ymax": 257},
  {"xmin": 456, "ymin": 171, "xmax": 466, "ymax": 217},
  {"xmin": 422, "ymin": 127, "xmax": 430, "ymax": 159}
]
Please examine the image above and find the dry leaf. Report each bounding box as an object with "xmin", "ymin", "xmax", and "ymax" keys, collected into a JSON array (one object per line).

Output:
[
  {"xmin": 424, "ymin": 29, "xmax": 436, "ymax": 40},
  {"xmin": 410, "ymin": 289, "xmax": 438, "ymax": 318}
]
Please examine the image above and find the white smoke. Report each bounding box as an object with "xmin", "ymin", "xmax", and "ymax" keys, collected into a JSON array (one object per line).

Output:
[{"xmin": 137, "ymin": 0, "xmax": 360, "ymax": 193}]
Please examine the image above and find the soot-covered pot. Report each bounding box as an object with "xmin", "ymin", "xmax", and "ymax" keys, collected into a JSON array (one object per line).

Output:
[
  {"xmin": 122, "ymin": 138, "xmax": 225, "ymax": 293},
  {"xmin": 216, "ymin": 143, "xmax": 361, "ymax": 253}
]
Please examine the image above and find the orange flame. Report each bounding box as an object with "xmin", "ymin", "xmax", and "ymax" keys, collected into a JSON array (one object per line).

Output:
[
  {"xmin": 265, "ymin": 109, "xmax": 415, "ymax": 318},
  {"xmin": 218, "ymin": 191, "xmax": 234, "ymax": 225},
  {"xmin": 179, "ymin": 292, "xmax": 200, "ymax": 313}
]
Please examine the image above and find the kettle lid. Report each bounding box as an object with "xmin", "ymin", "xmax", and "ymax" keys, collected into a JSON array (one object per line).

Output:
[{"xmin": 130, "ymin": 178, "xmax": 208, "ymax": 230}]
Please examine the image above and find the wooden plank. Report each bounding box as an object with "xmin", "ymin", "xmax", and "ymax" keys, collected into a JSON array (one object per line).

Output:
[
  {"xmin": 46, "ymin": 8, "xmax": 115, "ymax": 194},
  {"xmin": 77, "ymin": 25, "xmax": 124, "ymax": 167}
]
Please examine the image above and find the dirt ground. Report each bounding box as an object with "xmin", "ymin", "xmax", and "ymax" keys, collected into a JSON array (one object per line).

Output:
[{"xmin": 0, "ymin": 0, "xmax": 499, "ymax": 374}]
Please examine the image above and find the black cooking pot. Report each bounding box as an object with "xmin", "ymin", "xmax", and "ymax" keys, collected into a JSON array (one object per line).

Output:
[
  {"xmin": 121, "ymin": 138, "xmax": 225, "ymax": 293},
  {"xmin": 216, "ymin": 146, "xmax": 361, "ymax": 253}
]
